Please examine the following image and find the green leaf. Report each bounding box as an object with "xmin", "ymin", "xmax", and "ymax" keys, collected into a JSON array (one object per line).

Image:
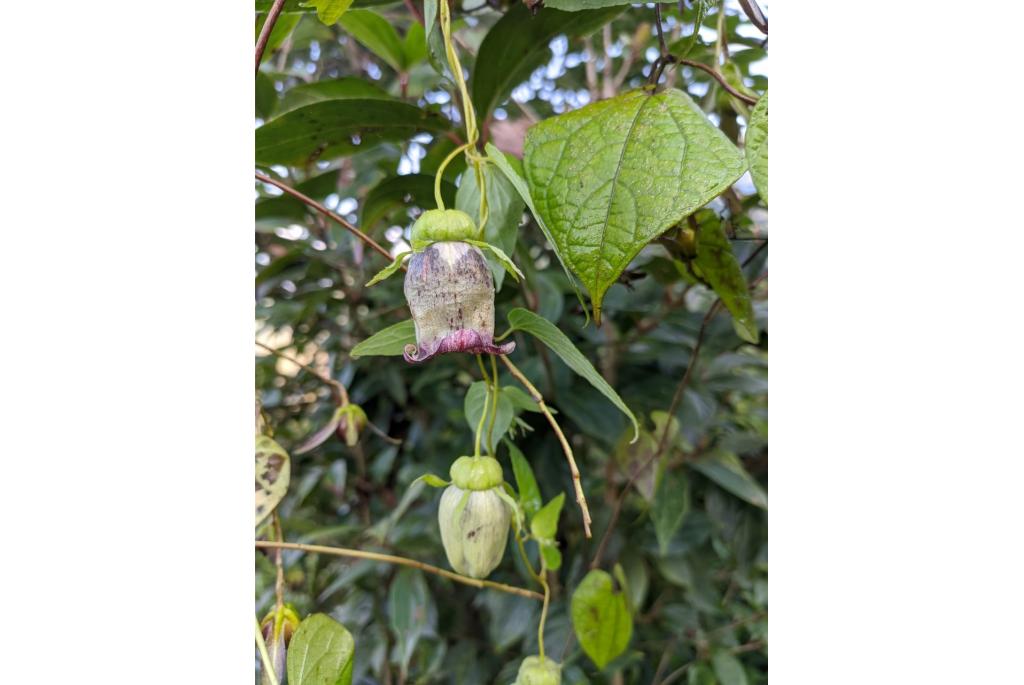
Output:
[
  {"xmin": 423, "ymin": 0, "xmax": 437, "ymax": 39},
  {"xmin": 255, "ymin": 436, "xmax": 290, "ymax": 528},
  {"xmin": 257, "ymin": 0, "xmax": 401, "ymax": 10},
  {"xmin": 508, "ymin": 442, "xmax": 542, "ymax": 519},
  {"xmin": 361, "ymin": 173, "xmax": 455, "ymax": 230},
  {"xmin": 351, "ymin": 319, "xmax": 416, "ymax": 357},
  {"xmin": 418, "ymin": 473, "xmax": 449, "ymax": 488},
  {"xmin": 387, "ymin": 568, "xmax": 435, "ymax": 674},
  {"xmin": 339, "ymin": 10, "xmax": 407, "ymax": 72},
  {"xmin": 485, "ymin": 143, "xmax": 587, "ymax": 314},
  {"xmin": 365, "ymin": 252, "xmax": 409, "ymax": 287},
  {"xmin": 256, "ymin": 12, "xmax": 301, "ymax": 64},
  {"xmin": 464, "ymin": 240, "xmax": 523, "ymax": 282},
  {"xmin": 455, "ymin": 161, "xmax": 524, "ymax": 290},
  {"xmin": 652, "ymin": 470, "xmax": 691, "ymax": 556},
  {"xmin": 256, "ymin": 169, "xmax": 340, "ymax": 224},
  {"xmin": 530, "ymin": 492, "xmax": 564, "ymax": 541},
  {"xmin": 667, "ymin": 0, "xmax": 711, "ymax": 58},
  {"xmin": 463, "ymin": 381, "xmax": 515, "ymax": 446},
  {"xmin": 690, "ymin": 452, "xmax": 767, "ymax": 509},
  {"xmin": 287, "ymin": 613, "xmax": 355, "ymax": 685},
  {"xmin": 403, "ymin": 21, "xmax": 427, "ymax": 67},
  {"xmin": 523, "ymin": 88, "xmax": 746, "ymax": 321},
  {"xmin": 692, "ymin": 219, "xmax": 759, "ymax": 343},
  {"xmin": 300, "ymin": 0, "xmax": 355, "ymax": 25},
  {"xmin": 472, "ymin": 4, "xmax": 624, "ymax": 120},
  {"xmin": 279, "ymin": 77, "xmax": 392, "ymax": 115},
  {"xmin": 543, "ymin": 0, "xmax": 632, "ymax": 9},
  {"xmin": 570, "ymin": 569, "xmax": 633, "ymax": 670},
  {"xmin": 539, "ymin": 540, "xmax": 563, "ymax": 570},
  {"xmin": 712, "ymin": 649, "xmax": 749, "ymax": 685},
  {"xmin": 506, "ymin": 307, "xmax": 638, "ymax": 441},
  {"xmin": 502, "ymin": 386, "xmax": 544, "ymax": 414},
  {"xmin": 255, "ymin": 99, "xmax": 449, "ymax": 166},
  {"xmin": 256, "ymin": 72, "xmax": 279, "ymax": 120},
  {"xmin": 745, "ymin": 91, "xmax": 768, "ymax": 205}
]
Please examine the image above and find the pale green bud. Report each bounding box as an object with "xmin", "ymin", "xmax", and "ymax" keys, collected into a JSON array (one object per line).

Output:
[
  {"xmin": 411, "ymin": 208, "xmax": 477, "ymax": 245},
  {"xmin": 438, "ymin": 479, "xmax": 511, "ymax": 579},
  {"xmin": 513, "ymin": 656, "xmax": 562, "ymax": 685}
]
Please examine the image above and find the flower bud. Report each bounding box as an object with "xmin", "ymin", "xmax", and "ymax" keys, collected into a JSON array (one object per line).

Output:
[
  {"xmin": 438, "ymin": 456, "xmax": 510, "ymax": 578},
  {"xmin": 403, "ymin": 240, "xmax": 515, "ymax": 363},
  {"xmin": 411, "ymin": 208, "xmax": 477, "ymax": 244},
  {"xmin": 259, "ymin": 604, "xmax": 301, "ymax": 685},
  {"xmin": 513, "ymin": 656, "xmax": 562, "ymax": 685},
  {"xmin": 334, "ymin": 404, "xmax": 367, "ymax": 447}
]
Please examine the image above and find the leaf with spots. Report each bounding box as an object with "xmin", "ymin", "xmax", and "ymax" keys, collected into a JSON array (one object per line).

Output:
[
  {"xmin": 523, "ymin": 88, "xmax": 746, "ymax": 322},
  {"xmin": 746, "ymin": 91, "xmax": 768, "ymax": 205},
  {"xmin": 287, "ymin": 613, "xmax": 355, "ymax": 685},
  {"xmin": 691, "ymin": 219, "xmax": 759, "ymax": 343},
  {"xmin": 571, "ymin": 569, "xmax": 634, "ymax": 670},
  {"xmin": 255, "ymin": 435, "xmax": 290, "ymax": 528}
]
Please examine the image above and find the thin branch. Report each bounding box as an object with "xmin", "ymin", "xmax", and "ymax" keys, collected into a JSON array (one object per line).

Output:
[
  {"xmin": 255, "ymin": 171, "xmax": 396, "ymax": 265},
  {"xmin": 737, "ymin": 0, "xmax": 768, "ymax": 34},
  {"xmin": 255, "ymin": 0, "xmax": 288, "ymax": 78},
  {"xmin": 256, "ymin": 540, "xmax": 543, "ymax": 600},
  {"xmin": 654, "ymin": 3, "xmax": 668, "ymax": 55},
  {"xmin": 272, "ymin": 512, "xmax": 285, "ymax": 614},
  {"xmin": 500, "ymin": 354, "xmax": 593, "ymax": 538},
  {"xmin": 678, "ymin": 58, "xmax": 759, "ymax": 106},
  {"xmin": 255, "ymin": 616, "xmax": 281, "ymax": 685},
  {"xmin": 255, "ymin": 340, "xmax": 349, "ymax": 405}
]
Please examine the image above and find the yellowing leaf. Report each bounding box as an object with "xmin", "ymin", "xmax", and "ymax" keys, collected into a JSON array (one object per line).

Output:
[
  {"xmin": 571, "ymin": 569, "xmax": 633, "ymax": 670},
  {"xmin": 524, "ymin": 88, "xmax": 746, "ymax": 322},
  {"xmin": 255, "ymin": 436, "xmax": 290, "ymax": 528}
]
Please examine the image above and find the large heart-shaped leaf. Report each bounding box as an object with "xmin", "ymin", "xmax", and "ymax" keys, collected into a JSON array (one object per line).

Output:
[
  {"xmin": 256, "ymin": 436, "xmax": 290, "ymax": 528},
  {"xmin": 351, "ymin": 319, "xmax": 416, "ymax": 357},
  {"xmin": 255, "ymin": 99, "xmax": 449, "ymax": 166},
  {"xmin": 506, "ymin": 307, "xmax": 638, "ymax": 440},
  {"xmin": 745, "ymin": 91, "xmax": 768, "ymax": 205},
  {"xmin": 287, "ymin": 613, "xmax": 355, "ymax": 685},
  {"xmin": 523, "ymin": 88, "xmax": 746, "ymax": 321},
  {"xmin": 472, "ymin": 4, "xmax": 624, "ymax": 121},
  {"xmin": 571, "ymin": 569, "xmax": 633, "ymax": 670}
]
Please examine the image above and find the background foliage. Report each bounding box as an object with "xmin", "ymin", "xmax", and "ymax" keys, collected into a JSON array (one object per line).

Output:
[{"xmin": 256, "ymin": 1, "xmax": 767, "ymax": 683}]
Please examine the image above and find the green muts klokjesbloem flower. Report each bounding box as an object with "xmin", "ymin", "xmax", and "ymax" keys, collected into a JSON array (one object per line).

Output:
[
  {"xmin": 364, "ymin": 208, "xmax": 523, "ymax": 364},
  {"xmin": 513, "ymin": 656, "xmax": 562, "ymax": 685},
  {"xmin": 437, "ymin": 455, "xmax": 512, "ymax": 579}
]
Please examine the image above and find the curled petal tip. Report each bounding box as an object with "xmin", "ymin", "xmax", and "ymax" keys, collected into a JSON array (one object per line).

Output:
[{"xmin": 403, "ymin": 330, "xmax": 515, "ymax": 364}]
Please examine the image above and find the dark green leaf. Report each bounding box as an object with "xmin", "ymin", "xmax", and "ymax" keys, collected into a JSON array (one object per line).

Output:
[
  {"xmin": 570, "ymin": 569, "xmax": 633, "ymax": 670},
  {"xmin": 256, "ymin": 12, "xmax": 302, "ymax": 64},
  {"xmin": 351, "ymin": 320, "xmax": 416, "ymax": 357},
  {"xmin": 509, "ymin": 442, "xmax": 542, "ymax": 519},
  {"xmin": 690, "ymin": 452, "xmax": 767, "ymax": 509},
  {"xmin": 287, "ymin": 613, "xmax": 355, "ymax": 685},
  {"xmin": 506, "ymin": 307, "xmax": 638, "ymax": 440},
  {"xmin": 523, "ymin": 88, "xmax": 745, "ymax": 321},
  {"xmin": 339, "ymin": 10, "xmax": 407, "ymax": 71},
  {"xmin": 652, "ymin": 470, "xmax": 691, "ymax": 555},
  {"xmin": 256, "ymin": 72, "xmax": 279, "ymax": 120},
  {"xmin": 279, "ymin": 77, "xmax": 392, "ymax": 115},
  {"xmin": 255, "ymin": 99, "xmax": 449, "ymax": 166},
  {"xmin": 472, "ymin": 4, "xmax": 624, "ymax": 120},
  {"xmin": 712, "ymin": 649, "xmax": 749, "ymax": 685},
  {"xmin": 387, "ymin": 568, "xmax": 435, "ymax": 673},
  {"xmin": 463, "ymin": 381, "xmax": 515, "ymax": 446},
  {"xmin": 692, "ymin": 219, "xmax": 759, "ymax": 343}
]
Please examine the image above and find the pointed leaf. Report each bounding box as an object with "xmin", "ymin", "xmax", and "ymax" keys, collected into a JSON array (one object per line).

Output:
[
  {"xmin": 508, "ymin": 442, "xmax": 542, "ymax": 520},
  {"xmin": 652, "ymin": 470, "xmax": 691, "ymax": 555},
  {"xmin": 463, "ymin": 381, "xmax": 514, "ymax": 445},
  {"xmin": 351, "ymin": 319, "xmax": 416, "ymax": 357},
  {"xmin": 365, "ymin": 251, "xmax": 409, "ymax": 287},
  {"xmin": 692, "ymin": 220, "xmax": 758, "ymax": 343},
  {"xmin": 388, "ymin": 568, "xmax": 435, "ymax": 673},
  {"xmin": 279, "ymin": 77, "xmax": 392, "ymax": 115},
  {"xmin": 506, "ymin": 307, "xmax": 638, "ymax": 440},
  {"xmin": 571, "ymin": 569, "xmax": 633, "ymax": 670},
  {"xmin": 256, "ymin": 436, "xmax": 290, "ymax": 528},
  {"xmin": 255, "ymin": 99, "xmax": 449, "ymax": 166},
  {"xmin": 523, "ymin": 88, "xmax": 746, "ymax": 321},
  {"xmin": 300, "ymin": 0, "xmax": 355, "ymax": 25},
  {"xmin": 287, "ymin": 613, "xmax": 355, "ymax": 685},
  {"xmin": 745, "ymin": 91, "xmax": 768, "ymax": 205},
  {"xmin": 539, "ymin": 540, "xmax": 563, "ymax": 571},
  {"xmin": 690, "ymin": 452, "xmax": 767, "ymax": 509},
  {"xmin": 339, "ymin": 9, "xmax": 407, "ymax": 72},
  {"xmin": 530, "ymin": 492, "xmax": 565, "ymax": 541}
]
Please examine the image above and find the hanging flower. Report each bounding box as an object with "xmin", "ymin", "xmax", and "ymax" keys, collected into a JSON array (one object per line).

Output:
[
  {"xmin": 513, "ymin": 656, "xmax": 562, "ymax": 685},
  {"xmin": 437, "ymin": 455, "xmax": 511, "ymax": 579}
]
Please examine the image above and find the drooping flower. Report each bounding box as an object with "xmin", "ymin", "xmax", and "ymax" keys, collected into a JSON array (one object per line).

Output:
[
  {"xmin": 513, "ymin": 656, "xmax": 562, "ymax": 685},
  {"xmin": 437, "ymin": 455, "xmax": 511, "ymax": 579}
]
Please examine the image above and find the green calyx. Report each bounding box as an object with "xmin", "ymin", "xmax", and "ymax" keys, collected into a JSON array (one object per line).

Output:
[
  {"xmin": 449, "ymin": 455, "xmax": 503, "ymax": 491},
  {"xmin": 514, "ymin": 656, "xmax": 562, "ymax": 685},
  {"xmin": 411, "ymin": 209, "xmax": 477, "ymax": 247}
]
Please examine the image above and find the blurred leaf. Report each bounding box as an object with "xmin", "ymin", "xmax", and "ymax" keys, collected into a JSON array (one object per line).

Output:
[
  {"xmin": 351, "ymin": 320, "xmax": 416, "ymax": 357},
  {"xmin": 689, "ymin": 663, "xmax": 718, "ymax": 685},
  {"xmin": 456, "ymin": 159, "xmax": 524, "ymax": 291},
  {"xmin": 509, "ymin": 442, "xmax": 542, "ymax": 519},
  {"xmin": 423, "ymin": 0, "xmax": 437, "ymax": 37},
  {"xmin": 256, "ymin": 169, "xmax": 340, "ymax": 224},
  {"xmin": 745, "ymin": 91, "xmax": 768, "ymax": 205},
  {"xmin": 523, "ymin": 88, "xmax": 746, "ymax": 322},
  {"xmin": 530, "ymin": 492, "xmax": 564, "ymax": 541},
  {"xmin": 464, "ymin": 381, "xmax": 514, "ymax": 446},
  {"xmin": 294, "ymin": 407, "xmax": 343, "ymax": 454},
  {"xmin": 543, "ymin": 0, "xmax": 632, "ymax": 8},
  {"xmin": 365, "ymin": 252, "xmax": 410, "ymax": 287},
  {"xmin": 361, "ymin": 173, "xmax": 454, "ymax": 230},
  {"xmin": 256, "ymin": 72, "xmax": 279, "ymax": 120},
  {"xmin": 387, "ymin": 568, "xmax": 435, "ymax": 674},
  {"xmin": 403, "ymin": 21, "xmax": 427, "ymax": 66},
  {"xmin": 255, "ymin": 436, "xmax": 290, "ymax": 528},
  {"xmin": 652, "ymin": 470, "xmax": 691, "ymax": 555},
  {"xmin": 472, "ymin": 4, "xmax": 623, "ymax": 120},
  {"xmin": 502, "ymin": 386, "xmax": 543, "ymax": 414},
  {"xmin": 540, "ymin": 540, "xmax": 563, "ymax": 570},
  {"xmin": 257, "ymin": 0, "xmax": 401, "ymax": 9},
  {"xmin": 300, "ymin": 0, "xmax": 355, "ymax": 25},
  {"xmin": 256, "ymin": 12, "xmax": 302, "ymax": 64},
  {"xmin": 287, "ymin": 613, "xmax": 355, "ymax": 685},
  {"xmin": 570, "ymin": 569, "xmax": 633, "ymax": 670},
  {"xmin": 339, "ymin": 10, "xmax": 407, "ymax": 72},
  {"xmin": 255, "ymin": 99, "xmax": 449, "ymax": 166},
  {"xmin": 711, "ymin": 650, "xmax": 748, "ymax": 685},
  {"xmin": 506, "ymin": 308, "xmax": 638, "ymax": 440},
  {"xmin": 690, "ymin": 452, "xmax": 767, "ymax": 509},
  {"xmin": 691, "ymin": 214, "xmax": 759, "ymax": 342},
  {"xmin": 279, "ymin": 77, "xmax": 392, "ymax": 115},
  {"xmin": 667, "ymin": 0, "xmax": 712, "ymax": 58}
]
